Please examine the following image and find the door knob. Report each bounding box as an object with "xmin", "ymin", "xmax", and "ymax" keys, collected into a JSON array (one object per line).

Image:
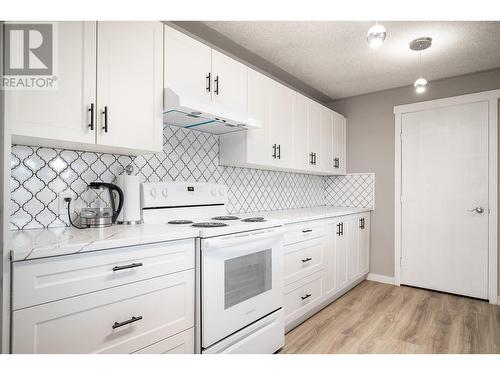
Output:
[{"xmin": 468, "ymin": 206, "xmax": 485, "ymax": 214}]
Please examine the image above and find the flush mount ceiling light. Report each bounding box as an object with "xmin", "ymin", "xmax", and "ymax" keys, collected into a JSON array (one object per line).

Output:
[
  {"xmin": 367, "ymin": 23, "xmax": 386, "ymax": 48},
  {"xmin": 410, "ymin": 37, "xmax": 432, "ymax": 94}
]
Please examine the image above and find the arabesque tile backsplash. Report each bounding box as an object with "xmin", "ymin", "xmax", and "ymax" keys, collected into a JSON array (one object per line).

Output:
[{"xmin": 11, "ymin": 126, "xmax": 375, "ymax": 230}]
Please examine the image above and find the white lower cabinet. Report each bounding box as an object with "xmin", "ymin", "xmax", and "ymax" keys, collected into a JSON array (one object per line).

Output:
[
  {"xmin": 283, "ymin": 213, "xmax": 370, "ymax": 331},
  {"xmin": 11, "ymin": 240, "xmax": 195, "ymax": 354},
  {"xmin": 133, "ymin": 328, "xmax": 194, "ymax": 354}
]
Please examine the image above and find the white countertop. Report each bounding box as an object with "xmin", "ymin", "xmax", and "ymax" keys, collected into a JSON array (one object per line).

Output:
[
  {"xmin": 10, "ymin": 224, "xmax": 199, "ymax": 262},
  {"xmin": 237, "ymin": 206, "xmax": 372, "ymax": 225},
  {"xmin": 10, "ymin": 206, "xmax": 372, "ymax": 262}
]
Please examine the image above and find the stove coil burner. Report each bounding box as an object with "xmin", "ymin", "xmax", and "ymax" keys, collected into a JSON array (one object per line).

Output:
[
  {"xmin": 192, "ymin": 222, "xmax": 229, "ymax": 228},
  {"xmin": 241, "ymin": 217, "xmax": 266, "ymax": 222},
  {"xmin": 211, "ymin": 215, "xmax": 240, "ymax": 221},
  {"xmin": 168, "ymin": 220, "xmax": 194, "ymax": 224}
]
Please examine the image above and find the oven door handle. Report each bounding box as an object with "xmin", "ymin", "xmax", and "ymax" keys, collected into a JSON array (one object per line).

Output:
[{"xmin": 203, "ymin": 227, "xmax": 285, "ymax": 250}]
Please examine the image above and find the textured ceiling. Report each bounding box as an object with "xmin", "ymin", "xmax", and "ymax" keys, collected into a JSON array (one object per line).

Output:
[{"xmin": 201, "ymin": 21, "xmax": 500, "ymax": 100}]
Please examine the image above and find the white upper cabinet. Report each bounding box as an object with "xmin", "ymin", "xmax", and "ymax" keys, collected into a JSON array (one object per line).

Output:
[
  {"xmin": 96, "ymin": 21, "xmax": 163, "ymax": 154},
  {"xmin": 292, "ymin": 94, "xmax": 309, "ymax": 170},
  {"xmin": 8, "ymin": 21, "xmax": 164, "ymax": 155},
  {"xmin": 320, "ymin": 107, "xmax": 335, "ymax": 174},
  {"xmin": 307, "ymin": 100, "xmax": 322, "ymax": 171},
  {"xmin": 219, "ymin": 68, "xmax": 271, "ymax": 168},
  {"xmin": 8, "ymin": 22, "xmax": 97, "ymax": 149},
  {"xmin": 164, "ymin": 25, "xmax": 212, "ymax": 104},
  {"xmin": 268, "ymin": 81, "xmax": 294, "ymax": 168},
  {"xmin": 211, "ymin": 50, "xmax": 248, "ymax": 114},
  {"xmin": 164, "ymin": 25, "xmax": 247, "ymax": 115},
  {"xmin": 333, "ymin": 112, "xmax": 347, "ymax": 174},
  {"xmin": 244, "ymin": 69, "xmax": 271, "ymax": 166}
]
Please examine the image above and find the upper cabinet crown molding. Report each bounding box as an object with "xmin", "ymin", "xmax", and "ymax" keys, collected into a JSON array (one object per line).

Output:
[{"xmin": 8, "ymin": 21, "xmax": 164, "ymax": 156}]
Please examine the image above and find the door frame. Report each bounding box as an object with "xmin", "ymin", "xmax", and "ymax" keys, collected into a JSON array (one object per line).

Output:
[{"xmin": 394, "ymin": 89, "xmax": 500, "ymax": 304}]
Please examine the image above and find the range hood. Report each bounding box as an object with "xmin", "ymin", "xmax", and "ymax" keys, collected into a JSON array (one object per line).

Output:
[{"xmin": 163, "ymin": 88, "xmax": 261, "ymax": 135}]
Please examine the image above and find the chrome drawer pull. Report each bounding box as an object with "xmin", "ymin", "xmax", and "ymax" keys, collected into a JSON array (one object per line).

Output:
[
  {"xmin": 112, "ymin": 262, "xmax": 143, "ymax": 272},
  {"xmin": 301, "ymin": 257, "xmax": 312, "ymax": 263},
  {"xmin": 302, "ymin": 229, "xmax": 313, "ymax": 233},
  {"xmin": 112, "ymin": 315, "xmax": 143, "ymax": 329},
  {"xmin": 301, "ymin": 293, "xmax": 312, "ymax": 300}
]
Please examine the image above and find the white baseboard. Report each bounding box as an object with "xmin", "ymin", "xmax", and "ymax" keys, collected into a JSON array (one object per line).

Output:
[{"xmin": 366, "ymin": 273, "xmax": 395, "ymax": 285}]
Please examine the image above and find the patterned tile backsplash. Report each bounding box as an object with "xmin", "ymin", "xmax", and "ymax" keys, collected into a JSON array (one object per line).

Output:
[{"xmin": 11, "ymin": 126, "xmax": 375, "ymax": 230}]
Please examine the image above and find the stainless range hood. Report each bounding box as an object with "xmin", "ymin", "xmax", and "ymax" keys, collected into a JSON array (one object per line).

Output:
[{"xmin": 163, "ymin": 88, "xmax": 261, "ymax": 135}]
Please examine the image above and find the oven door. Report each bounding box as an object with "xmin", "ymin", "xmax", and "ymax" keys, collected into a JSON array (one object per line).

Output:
[{"xmin": 201, "ymin": 227, "xmax": 285, "ymax": 348}]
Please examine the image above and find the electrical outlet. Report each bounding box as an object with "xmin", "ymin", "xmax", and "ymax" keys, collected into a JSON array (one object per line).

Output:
[{"xmin": 58, "ymin": 191, "xmax": 77, "ymax": 215}]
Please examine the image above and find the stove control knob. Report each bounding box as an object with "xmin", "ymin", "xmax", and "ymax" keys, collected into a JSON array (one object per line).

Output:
[
  {"xmin": 150, "ymin": 188, "xmax": 157, "ymax": 198},
  {"xmin": 211, "ymin": 189, "xmax": 217, "ymax": 197},
  {"xmin": 219, "ymin": 188, "xmax": 225, "ymax": 196},
  {"xmin": 161, "ymin": 188, "xmax": 168, "ymax": 198}
]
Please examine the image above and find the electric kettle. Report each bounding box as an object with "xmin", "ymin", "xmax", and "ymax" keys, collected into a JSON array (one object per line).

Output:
[{"xmin": 80, "ymin": 182, "xmax": 124, "ymax": 227}]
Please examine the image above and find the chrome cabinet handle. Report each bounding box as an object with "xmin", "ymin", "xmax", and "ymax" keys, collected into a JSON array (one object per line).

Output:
[
  {"xmin": 468, "ymin": 206, "xmax": 485, "ymax": 214},
  {"xmin": 301, "ymin": 293, "xmax": 312, "ymax": 300},
  {"xmin": 112, "ymin": 262, "xmax": 143, "ymax": 272},
  {"xmin": 112, "ymin": 315, "xmax": 142, "ymax": 329},
  {"xmin": 301, "ymin": 257, "xmax": 312, "ymax": 263}
]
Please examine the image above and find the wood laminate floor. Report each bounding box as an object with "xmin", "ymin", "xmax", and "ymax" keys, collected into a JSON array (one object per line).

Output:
[{"xmin": 282, "ymin": 281, "xmax": 500, "ymax": 354}]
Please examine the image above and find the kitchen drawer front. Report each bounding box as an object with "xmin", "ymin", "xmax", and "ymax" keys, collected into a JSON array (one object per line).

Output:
[
  {"xmin": 12, "ymin": 270, "xmax": 195, "ymax": 354},
  {"xmin": 284, "ymin": 222, "xmax": 325, "ymax": 246},
  {"xmin": 13, "ymin": 239, "xmax": 195, "ymax": 310},
  {"xmin": 284, "ymin": 271, "xmax": 324, "ymax": 326},
  {"xmin": 133, "ymin": 328, "xmax": 194, "ymax": 354},
  {"xmin": 284, "ymin": 238, "xmax": 325, "ymax": 286}
]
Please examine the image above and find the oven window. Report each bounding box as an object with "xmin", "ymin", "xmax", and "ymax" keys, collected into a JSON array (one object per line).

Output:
[{"xmin": 224, "ymin": 249, "xmax": 272, "ymax": 309}]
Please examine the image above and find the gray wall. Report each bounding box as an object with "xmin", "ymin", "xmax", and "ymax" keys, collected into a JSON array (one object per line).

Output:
[{"xmin": 328, "ymin": 68, "xmax": 500, "ymax": 288}]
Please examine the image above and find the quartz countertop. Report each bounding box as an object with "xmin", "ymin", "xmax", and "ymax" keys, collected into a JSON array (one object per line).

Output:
[
  {"xmin": 10, "ymin": 224, "xmax": 199, "ymax": 262},
  {"xmin": 237, "ymin": 206, "xmax": 372, "ymax": 225},
  {"xmin": 11, "ymin": 206, "xmax": 372, "ymax": 262}
]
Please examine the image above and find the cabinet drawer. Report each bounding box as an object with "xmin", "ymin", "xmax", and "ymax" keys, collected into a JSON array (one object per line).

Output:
[
  {"xmin": 13, "ymin": 239, "xmax": 194, "ymax": 310},
  {"xmin": 133, "ymin": 328, "xmax": 194, "ymax": 354},
  {"xmin": 284, "ymin": 238, "xmax": 324, "ymax": 285},
  {"xmin": 284, "ymin": 271, "xmax": 324, "ymax": 326},
  {"xmin": 12, "ymin": 270, "xmax": 194, "ymax": 354},
  {"xmin": 284, "ymin": 222, "xmax": 325, "ymax": 245}
]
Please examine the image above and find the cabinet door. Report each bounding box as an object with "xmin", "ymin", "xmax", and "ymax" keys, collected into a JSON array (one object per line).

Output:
[
  {"xmin": 333, "ymin": 113, "xmax": 347, "ymax": 174},
  {"xmin": 358, "ymin": 214, "xmax": 370, "ymax": 275},
  {"xmin": 324, "ymin": 222, "xmax": 337, "ymax": 297},
  {"xmin": 96, "ymin": 21, "xmax": 163, "ymax": 154},
  {"xmin": 347, "ymin": 216, "xmax": 360, "ymax": 281},
  {"xmin": 320, "ymin": 108, "xmax": 335, "ymax": 174},
  {"xmin": 164, "ymin": 25, "xmax": 212, "ymax": 105},
  {"xmin": 269, "ymin": 81, "xmax": 293, "ymax": 168},
  {"xmin": 292, "ymin": 94, "xmax": 309, "ymax": 170},
  {"xmin": 12, "ymin": 270, "xmax": 194, "ymax": 354},
  {"xmin": 335, "ymin": 220, "xmax": 349, "ymax": 291},
  {"xmin": 246, "ymin": 69, "xmax": 271, "ymax": 165},
  {"xmin": 211, "ymin": 49, "xmax": 248, "ymax": 114},
  {"xmin": 307, "ymin": 100, "xmax": 321, "ymax": 171},
  {"xmin": 7, "ymin": 22, "xmax": 96, "ymax": 148}
]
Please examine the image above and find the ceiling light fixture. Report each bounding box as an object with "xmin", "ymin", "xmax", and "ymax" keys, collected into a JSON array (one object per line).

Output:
[
  {"xmin": 410, "ymin": 37, "xmax": 432, "ymax": 94},
  {"xmin": 367, "ymin": 22, "xmax": 386, "ymax": 48}
]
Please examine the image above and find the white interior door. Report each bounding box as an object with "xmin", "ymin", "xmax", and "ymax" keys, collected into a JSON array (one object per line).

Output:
[{"xmin": 401, "ymin": 101, "xmax": 489, "ymax": 299}]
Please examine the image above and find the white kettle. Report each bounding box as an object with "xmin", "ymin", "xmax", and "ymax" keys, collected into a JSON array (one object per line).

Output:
[{"xmin": 115, "ymin": 165, "xmax": 142, "ymax": 225}]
